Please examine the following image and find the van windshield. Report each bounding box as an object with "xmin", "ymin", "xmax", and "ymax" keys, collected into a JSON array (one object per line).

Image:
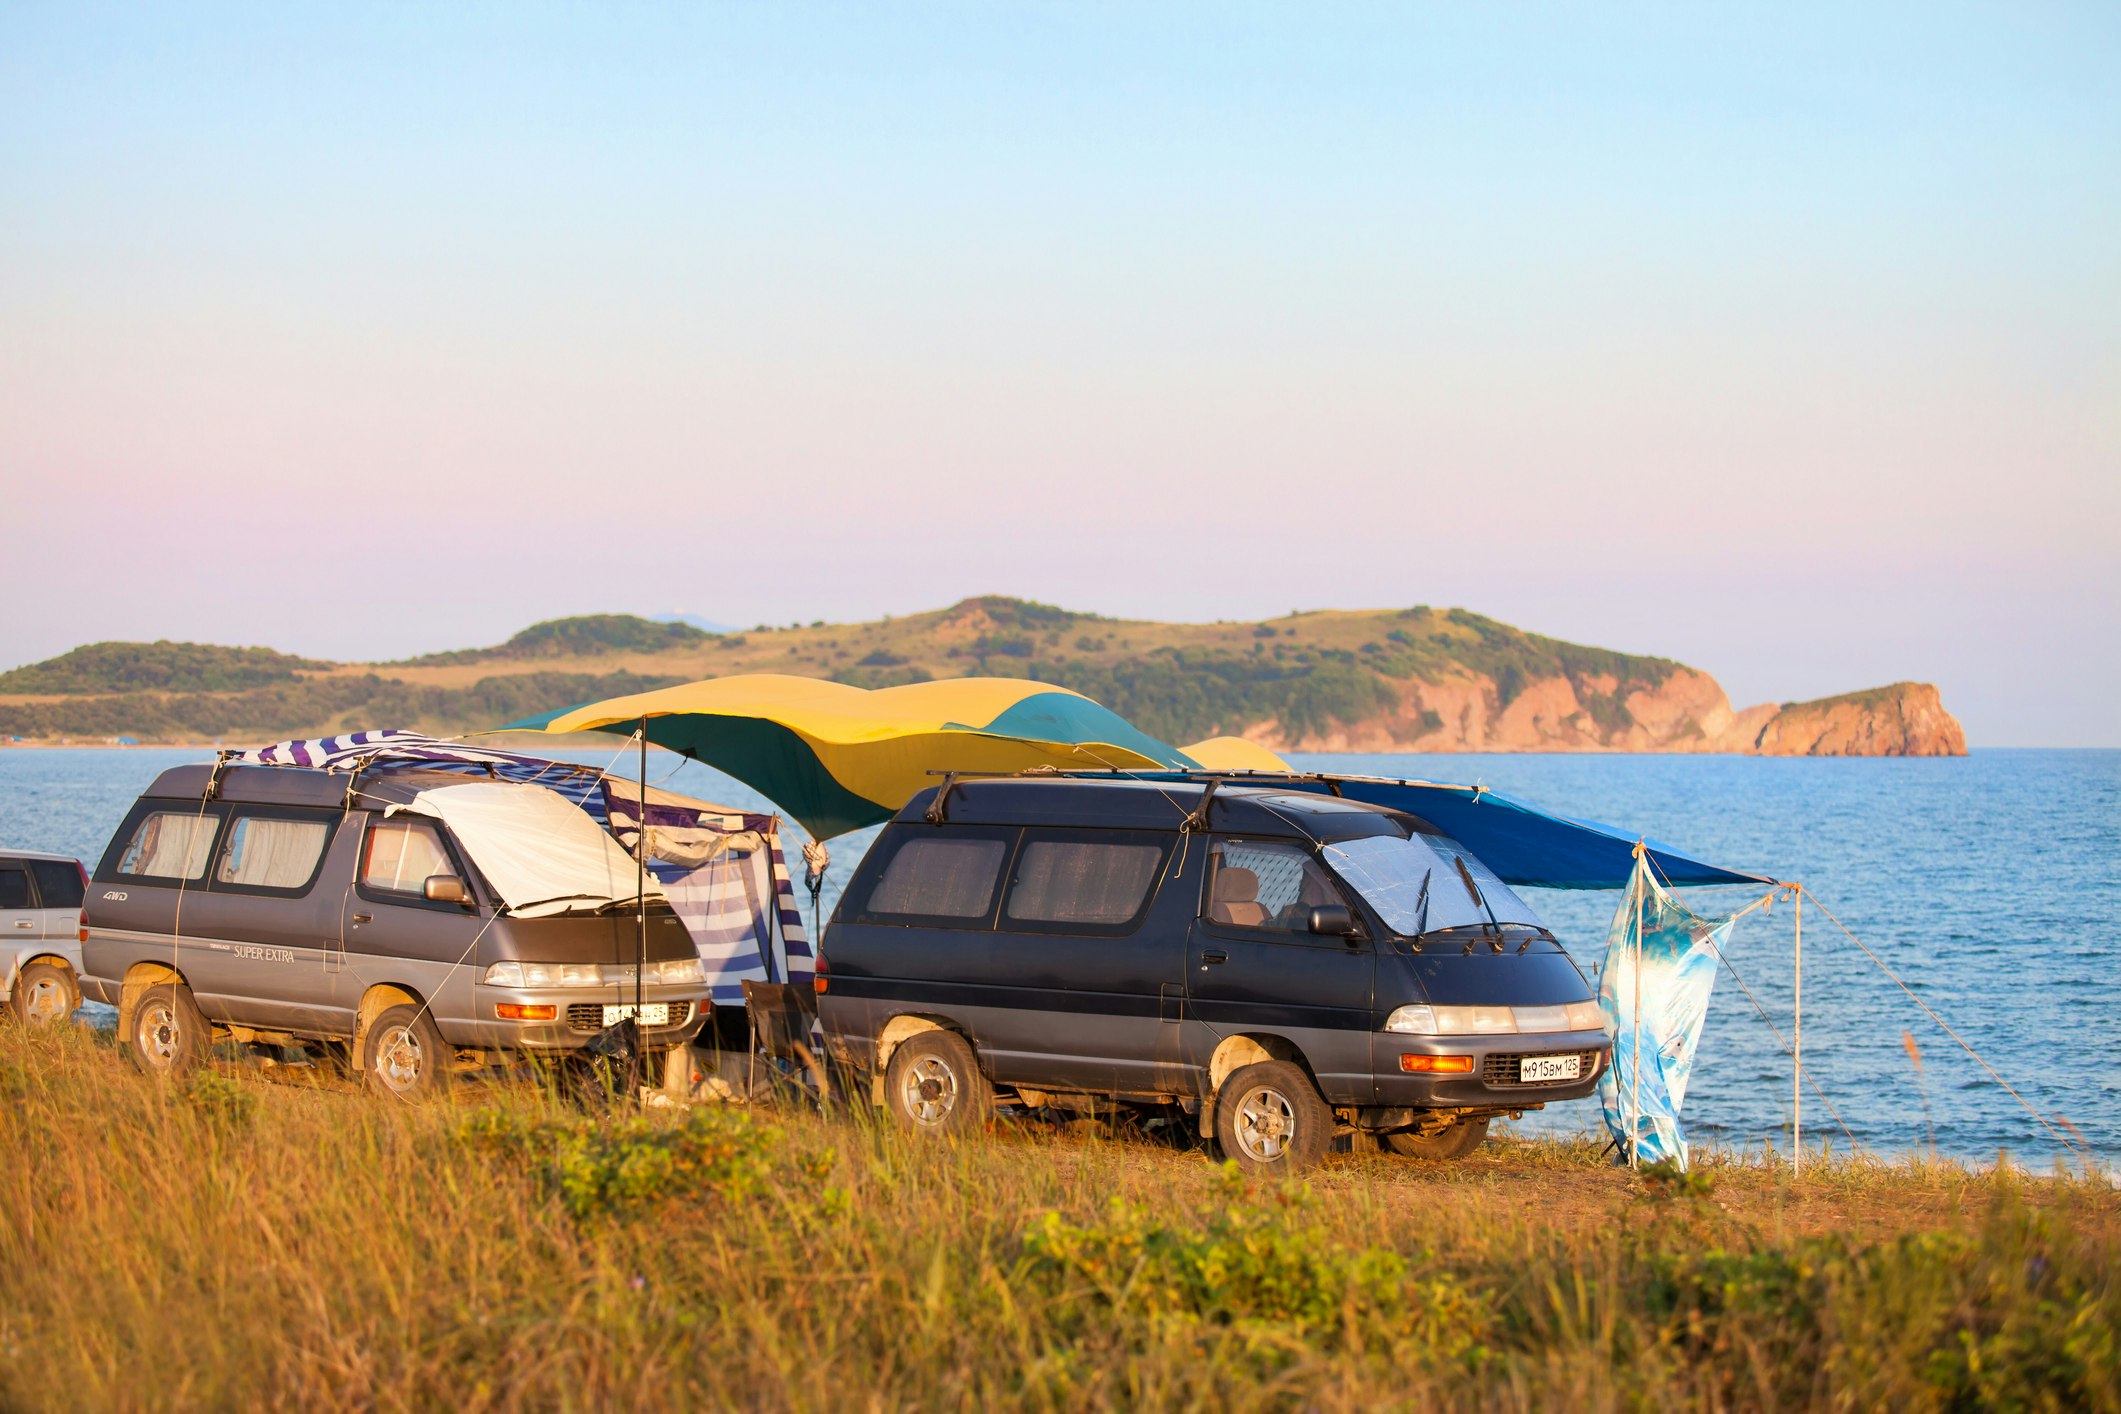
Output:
[{"xmin": 1322, "ymin": 832, "xmax": 1544, "ymax": 935}]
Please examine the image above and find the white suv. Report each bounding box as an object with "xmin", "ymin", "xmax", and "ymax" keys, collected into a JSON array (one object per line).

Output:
[{"xmin": 0, "ymin": 851, "xmax": 86, "ymax": 1025}]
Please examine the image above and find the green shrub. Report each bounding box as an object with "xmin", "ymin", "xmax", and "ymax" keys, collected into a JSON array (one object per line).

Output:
[
  {"xmin": 1022, "ymin": 1166, "xmax": 1493, "ymax": 1366},
  {"xmin": 457, "ymin": 1106, "xmax": 782, "ymax": 1222}
]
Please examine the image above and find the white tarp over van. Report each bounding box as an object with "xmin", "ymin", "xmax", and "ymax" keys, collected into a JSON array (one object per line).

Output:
[{"xmin": 393, "ymin": 780, "xmax": 667, "ymax": 918}]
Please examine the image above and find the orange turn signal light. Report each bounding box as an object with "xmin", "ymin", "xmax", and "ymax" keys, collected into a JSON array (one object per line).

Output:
[
  {"xmin": 495, "ymin": 1003, "xmax": 557, "ymax": 1021},
  {"xmin": 1400, "ymin": 1054, "xmax": 1474, "ymax": 1074}
]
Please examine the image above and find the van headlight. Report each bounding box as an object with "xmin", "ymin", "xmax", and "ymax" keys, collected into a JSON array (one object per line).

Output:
[
  {"xmin": 649, "ymin": 957, "xmax": 706, "ymax": 985},
  {"xmin": 1384, "ymin": 1000, "xmax": 1606, "ymax": 1035},
  {"xmin": 483, "ymin": 960, "xmax": 601, "ymax": 988}
]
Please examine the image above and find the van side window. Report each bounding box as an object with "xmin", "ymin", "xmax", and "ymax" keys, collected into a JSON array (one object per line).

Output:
[
  {"xmin": 862, "ymin": 834, "xmax": 1010, "ymax": 922},
  {"xmin": 115, "ymin": 811, "xmax": 218, "ymax": 881},
  {"xmin": 1003, "ymin": 832, "xmax": 1167, "ymax": 933},
  {"xmin": 361, "ymin": 820, "xmax": 454, "ymax": 897},
  {"xmin": 1205, "ymin": 838, "xmax": 1347, "ymax": 936},
  {"xmin": 0, "ymin": 867, "xmax": 28, "ymax": 910},
  {"xmin": 215, "ymin": 814, "xmax": 331, "ymax": 893}
]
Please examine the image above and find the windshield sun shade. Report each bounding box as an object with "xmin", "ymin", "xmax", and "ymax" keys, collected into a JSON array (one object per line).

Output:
[{"xmin": 1324, "ymin": 833, "xmax": 1544, "ymax": 936}]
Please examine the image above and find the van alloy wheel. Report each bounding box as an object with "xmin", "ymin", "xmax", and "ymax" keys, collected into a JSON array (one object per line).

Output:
[
  {"xmin": 1211, "ymin": 1059, "xmax": 1330, "ymax": 1174},
  {"xmin": 127, "ymin": 981, "xmax": 208, "ymax": 1076},
  {"xmin": 901, "ymin": 1055, "xmax": 958, "ymax": 1125},
  {"xmin": 138, "ymin": 1000, "xmax": 181, "ymax": 1065},
  {"xmin": 360, "ymin": 1003, "xmax": 450, "ymax": 1101},
  {"xmin": 882, "ymin": 1029, "xmax": 991, "ymax": 1137},
  {"xmin": 373, "ymin": 1024, "xmax": 424, "ymax": 1094},
  {"xmin": 1232, "ymin": 1085, "xmax": 1297, "ymax": 1163}
]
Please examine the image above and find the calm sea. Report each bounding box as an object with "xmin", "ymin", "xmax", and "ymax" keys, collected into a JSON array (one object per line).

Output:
[{"xmin": 4, "ymin": 746, "xmax": 2114, "ymax": 1167}]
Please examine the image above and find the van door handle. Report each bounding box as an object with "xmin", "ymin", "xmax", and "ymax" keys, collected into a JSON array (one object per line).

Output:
[
  {"xmin": 1199, "ymin": 948, "xmax": 1228, "ymax": 968},
  {"xmin": 12, "ymin": 920, "xmax": 32, "ymax": 929},
  {"xmin": 352, "ymin": 913, "xmax": 372, "ymax": 925}
]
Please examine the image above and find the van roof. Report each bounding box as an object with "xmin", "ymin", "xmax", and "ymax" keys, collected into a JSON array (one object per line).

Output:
[
  {"xmin": 140, "ymin": 762, "xmax": 508, "ymax": 811},
  {"xmin": 897, "ymin": 776, "xmax": 1414, "ymax": 840}
]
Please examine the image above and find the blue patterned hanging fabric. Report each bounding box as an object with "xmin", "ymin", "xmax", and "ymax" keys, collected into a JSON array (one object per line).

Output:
[{"xmin": 1597, "ymin": 853, "xmax": 1736, "ymax": 1168}]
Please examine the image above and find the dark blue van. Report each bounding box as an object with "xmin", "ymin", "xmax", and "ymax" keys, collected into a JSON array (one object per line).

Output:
[{"xmin": 817, "ymin": 777, "xmax": 1609, "ymax": 1172}]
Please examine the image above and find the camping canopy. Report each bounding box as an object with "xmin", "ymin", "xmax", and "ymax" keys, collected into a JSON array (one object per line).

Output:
[
  {"xmin": 1099, "ymin": 771, "xmax": 1771, "ymax": 890},
  {"xmin": 508, "ymin": 674, "xmax": 1200, "ymax": 839}
]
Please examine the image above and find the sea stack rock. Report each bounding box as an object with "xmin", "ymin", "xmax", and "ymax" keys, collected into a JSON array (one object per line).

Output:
[{"xmin": 1750, "ymin": 682, "xmax": 1968, "ymax": 757}]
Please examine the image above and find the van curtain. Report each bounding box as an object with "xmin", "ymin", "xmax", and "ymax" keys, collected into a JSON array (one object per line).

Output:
[
  {"xmin": 1596, "ymin": 856, "xmax": 1735, "ymax": 1169},
  {"xmin": 600, "ymin": 785, "xmax": 814, "ymax": 1004}
]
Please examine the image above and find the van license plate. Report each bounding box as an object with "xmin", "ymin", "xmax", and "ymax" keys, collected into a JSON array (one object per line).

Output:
[
  {"xmin": 603, "ymin": 1004, "xmax": 670, "ymax": 1027},
  {"xmin": 1521, "ymin": 1054, "xmax": 1580, "ymax": 1082}
]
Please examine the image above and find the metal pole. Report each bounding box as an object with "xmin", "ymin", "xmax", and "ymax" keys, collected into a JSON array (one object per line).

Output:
[
  {"xmin": 1629, "ymin": 852, "xmax": 1644, "ymax": 1170},
  {"xmin": 636, "ymin": 719, "xmax": 647, "ymax": 1030},
  {"xmin": 1792, "ymin": 884, "xmax": 1803, "ymax": 1178}
]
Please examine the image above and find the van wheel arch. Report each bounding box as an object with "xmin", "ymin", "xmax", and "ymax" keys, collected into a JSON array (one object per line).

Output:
[
  {"xmin": 1202, "ymin": 1034, "xmax": 1321, "ymax": 1137},
  {"xmin": 118, "ymin": 962, "xmax": 189, "ymax": 1040},
  {"xmin": 353, "ymin": 984, "xmax": 426, "ymax": 1058},
  {"xmin": 871, "ymin": 1014, "xmax": 973, "ymax": 1106}
]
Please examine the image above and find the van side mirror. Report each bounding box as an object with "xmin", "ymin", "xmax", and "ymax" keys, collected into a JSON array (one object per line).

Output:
[
  {"xmin": 1308, "ymin": 904, "xmax": 1357, "ymax": 938},
  {"xmin": 423, "ymin": 874, "xmax": 470, "ymax": 905}
]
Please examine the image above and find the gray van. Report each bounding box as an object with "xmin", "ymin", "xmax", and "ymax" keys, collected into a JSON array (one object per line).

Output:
[
  {"xmin": 0, "ymin": 850, "xmax": 87, "ymax": 1026},
  {"xmin": 818, "ymin": 777, "xmax": 1610, "ymax": 1172},
  {"xmin": 79, "ymin": 762, "xmax": 711, "ymax": 1096}
]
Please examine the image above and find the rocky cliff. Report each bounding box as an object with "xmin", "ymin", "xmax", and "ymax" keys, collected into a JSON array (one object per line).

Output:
[
  {"xmin": 1747, "ymin": 682, "xmax": 1968, "ymax": 757},
  {"xmin": 1234, "ymin": 670, "xmax": 1963, "ymax": 757}
]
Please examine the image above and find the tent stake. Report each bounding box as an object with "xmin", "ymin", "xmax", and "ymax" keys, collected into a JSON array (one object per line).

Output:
[{"xmin": 1792, "ymin": 883, "xmax": 1803, "ymax": 1179}]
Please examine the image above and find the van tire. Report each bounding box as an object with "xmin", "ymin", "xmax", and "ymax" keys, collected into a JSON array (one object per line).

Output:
[
  {"xmin": 12, "ymin": 961, "xmax": 78, "ymax": 1028},
  {"xmin": 1213, "ymin": 1060, "xmax": 1330, "ymax": 1174},
  {"xmin": 883, "ymin": 1030, "xmax": 989, "ymax": 1137},
  {"xmin": 361, "ymin": 1004, "xmax": 450, "ymax": 1101},
  {"xmin": 130, "ymin": 982, "xmax": 209, "ymax": 1077},
  {"xmin": 1385, "ymin": 1115, "xmax": 1490, "ymax": 1160}
]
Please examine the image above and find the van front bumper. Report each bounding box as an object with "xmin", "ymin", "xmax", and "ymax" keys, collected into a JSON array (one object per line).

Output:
[
  {"xmin": 448, "ymin": 985, "xmax": 712, "ymax": 1052},
  {"xmin": 1372, "ymin": 1028, "xmax": 1611, "ymax": 1108}
]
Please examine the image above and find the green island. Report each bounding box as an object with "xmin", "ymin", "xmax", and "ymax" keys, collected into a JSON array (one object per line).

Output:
[{"xmin": 1, "ymin": 597, "xmax": 1959, "ymax": 755}]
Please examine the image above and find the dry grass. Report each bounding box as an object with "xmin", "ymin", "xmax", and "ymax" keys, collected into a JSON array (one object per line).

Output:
[{"xmin": 0, "ymin": 1023, "xmax": 2114, "ymax": 1412}]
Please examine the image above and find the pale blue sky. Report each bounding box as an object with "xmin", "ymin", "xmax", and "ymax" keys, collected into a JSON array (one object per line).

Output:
[{"xmin": 4, "ymin": 3, "xmax": 2116, "ymax": 744}]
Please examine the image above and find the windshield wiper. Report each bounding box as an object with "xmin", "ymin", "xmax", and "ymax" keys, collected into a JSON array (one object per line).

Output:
[{"xmin": 1454, "ymin": 857, "xmax": 1505, "ymax": 949}]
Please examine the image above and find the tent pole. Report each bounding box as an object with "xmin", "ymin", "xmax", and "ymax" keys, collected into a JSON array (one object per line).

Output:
[
  {"xmin": 1629, "ymin": 850, "xmax": 1644, "ymax": 1170},
  {"xmin": 637, "ymin": 718, "xmax": 647, "ymax": 1066},
  {"xmin": 1792, "ymin": 884, "xmax": 1803, "ymax": 1179}
]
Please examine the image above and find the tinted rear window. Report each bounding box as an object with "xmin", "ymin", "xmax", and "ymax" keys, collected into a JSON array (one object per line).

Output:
[
  {"xmin": 0, "ymin": 868, "xmax": 28, "ymax": 910},
  {"xmin": 29, "ymin": 861, "xmax": 83, "ymax": 909},
  {"xmin": 865, "ymin": 836, "xmax": 1009, "ymax": 920},
  {"xmin": 1003, "ymin": 834, "xmax": 1166, "ymax": 932}
]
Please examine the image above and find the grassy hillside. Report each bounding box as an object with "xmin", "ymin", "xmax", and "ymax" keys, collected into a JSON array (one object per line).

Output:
[
  {"xmin": 0, "ymin": 598, "xmax": 1685, "ymax": 746},
  {"xmin": 403, "ymin": 614, "xmax": 716, "ymax": 666},
  {"xmin": 0, "ymin": 1025, "xmax": 2113, "ymax": 1410},
  {"xmin": 0, "ymin": 640, "xmax": 327, "ymax": 695}
]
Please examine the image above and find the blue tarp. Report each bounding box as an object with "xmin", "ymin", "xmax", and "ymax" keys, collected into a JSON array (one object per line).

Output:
[{"xmin": 1107, "ymin": 772, "xmax": 1771, "ymax": 891}]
